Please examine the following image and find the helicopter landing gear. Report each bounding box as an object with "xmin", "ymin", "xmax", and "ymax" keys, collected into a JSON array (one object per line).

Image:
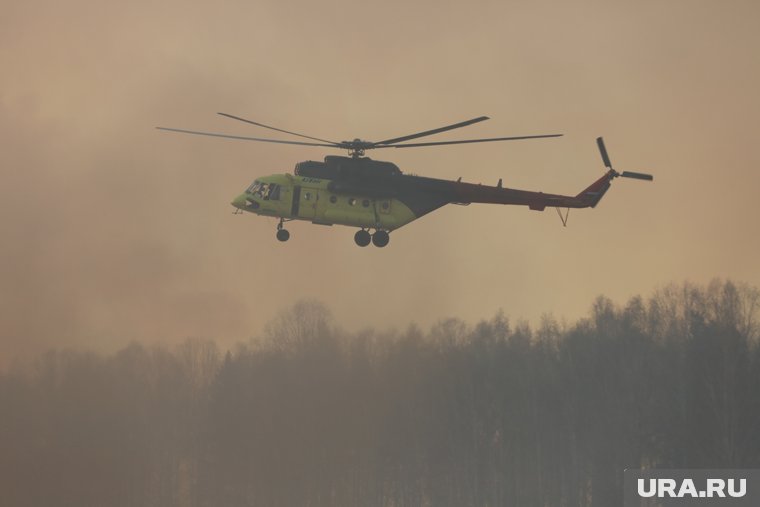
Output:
[
  {"xmin": 276, "ymin": 219, "xmax": 290, "ymax": 242},
  {"xmin": 372, "ymin": 230, "xmax": 390, "ymax": 248},
  {"xmin": 354, "ymin": 229, "xmax": 371, "ymax": 247}
]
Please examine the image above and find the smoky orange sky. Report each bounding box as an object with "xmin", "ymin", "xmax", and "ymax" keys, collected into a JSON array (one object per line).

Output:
[{"xmin": 2, "ymin": 0, "xmax": 759, "ymax": 361}]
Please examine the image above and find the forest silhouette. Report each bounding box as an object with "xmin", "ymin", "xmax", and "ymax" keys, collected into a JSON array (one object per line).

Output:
[{"xmin": 1, "ymin": 280, "xmax": 759, "ymax": 507}]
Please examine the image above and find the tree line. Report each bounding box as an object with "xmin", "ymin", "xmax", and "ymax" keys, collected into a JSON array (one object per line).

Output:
[{"xmin": 1, "ymin": 279, "xmax": 759, "ymax": 506}]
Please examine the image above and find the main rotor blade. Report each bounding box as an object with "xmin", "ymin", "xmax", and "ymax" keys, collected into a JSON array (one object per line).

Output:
[
  {"xmin": 156, "ymin": 127, "xmax": 341, "ymax": 147},
  {"xmin": 375, "ymin": 133, "xmax": 563, "ymax": 149},
  {"xmin": 373, "ymin": 116, "xmax": 490, "ymax": 146},
  {"xmin": 620, "ymin": 171, "xmax": 654, "ymax": 181},
  {"xmin": 217, "ymin": 112, "xmax": 342, "ymax": 146},
  {"xmin": 596, "ymin": 137, "xmax": 612, "ymax": 169}
]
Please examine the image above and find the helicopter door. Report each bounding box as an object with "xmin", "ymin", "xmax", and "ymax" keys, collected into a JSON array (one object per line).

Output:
[
  {"xmin": 291, "ymin": 186, "xmax": 301, "ymax": 217},
  {"xmin": 298, "ymin": 187, "xmax": 318, "ymax": 219}
]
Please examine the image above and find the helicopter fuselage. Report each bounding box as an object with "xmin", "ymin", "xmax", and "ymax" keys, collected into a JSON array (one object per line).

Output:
[{"xmin": 231, "ymin": 155, "xmax": 617, "ymax": 237}]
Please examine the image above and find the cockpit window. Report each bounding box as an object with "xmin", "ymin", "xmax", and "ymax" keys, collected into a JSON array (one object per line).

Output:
[
  {"xmin": 246, "ymin": 181, "xmax": 281, "ymax": 200},
  {"xmin": 246, "ymin": 180, "xmax": 260, "ymax": 194}
]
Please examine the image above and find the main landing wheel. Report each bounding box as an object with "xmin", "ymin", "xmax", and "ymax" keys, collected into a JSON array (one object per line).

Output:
[
  {"xmin": 372, "ymin": 230, "xmax": 390, "ymax": 248},
  {"xmin": 276, "ymin": 229, "xmax": 290, "ymax": 242},
  {"xmin": 354, "ymin": 229, "xmax": 371, "ymax": 247}
]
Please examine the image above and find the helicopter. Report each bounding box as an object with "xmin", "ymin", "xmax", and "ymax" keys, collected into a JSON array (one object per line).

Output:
[{"xmin": 157, "ymin": 114, "xmax": 653, "ymax": 247}]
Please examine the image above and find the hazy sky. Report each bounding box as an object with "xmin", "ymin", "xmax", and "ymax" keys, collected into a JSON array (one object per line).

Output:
[{"xmin": 2, "ymin": 0, "xmax": 759, "ymax": 361}]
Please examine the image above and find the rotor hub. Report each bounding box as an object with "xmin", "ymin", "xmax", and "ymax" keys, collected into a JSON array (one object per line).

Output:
[{"xmin": 342, "ymin": 138, "xmax": 373, "ymax": 158}]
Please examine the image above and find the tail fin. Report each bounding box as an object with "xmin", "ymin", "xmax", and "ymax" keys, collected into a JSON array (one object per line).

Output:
[{"xmin": 575, "ymin": 171, "xmax": 615, "ymax": 208}]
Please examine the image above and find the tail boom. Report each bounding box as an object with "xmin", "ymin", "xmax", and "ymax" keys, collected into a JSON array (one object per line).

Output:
[{"xmin": 441, "ymin": 169, "xmax": 616, "ymax": 211}]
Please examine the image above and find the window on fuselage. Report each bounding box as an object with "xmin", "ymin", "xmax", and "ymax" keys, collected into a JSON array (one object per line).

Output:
[{"xmin": 267, "ymin": 184, "xmax": 280, "ymax": 200}]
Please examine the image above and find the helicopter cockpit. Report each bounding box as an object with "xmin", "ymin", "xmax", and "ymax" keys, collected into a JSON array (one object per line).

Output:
[{"xmin": 246, "ymin": 180, "xmax": 281, "ymax": 200}]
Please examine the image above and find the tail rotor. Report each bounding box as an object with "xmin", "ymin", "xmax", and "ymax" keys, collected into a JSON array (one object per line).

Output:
[{"xmin": 596, "ymin": 137, "xmax": 653, "ymax": 181}]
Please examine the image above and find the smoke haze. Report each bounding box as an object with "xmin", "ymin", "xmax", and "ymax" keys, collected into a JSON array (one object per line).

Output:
[{"xmin": 2, "ymin": 0, "xmax": 759, "ymax": 361}]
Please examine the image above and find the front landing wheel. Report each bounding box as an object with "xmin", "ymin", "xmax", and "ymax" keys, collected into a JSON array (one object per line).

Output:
[
  {"xmin": 354, "ymin": 229, "xmax": 371, "ymax": 247},
  {"xmin": 276, "ymin": 229, "xmax": 290, "ymax": 242},
  {"xmin": 372, "ymin": 230, "xmax": 389, "ymax": 248}
]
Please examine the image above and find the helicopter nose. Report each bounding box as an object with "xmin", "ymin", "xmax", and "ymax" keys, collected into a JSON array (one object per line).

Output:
[{"xmin": 231, "ymin": 194, "xmax": 248, "ymax": 209}]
